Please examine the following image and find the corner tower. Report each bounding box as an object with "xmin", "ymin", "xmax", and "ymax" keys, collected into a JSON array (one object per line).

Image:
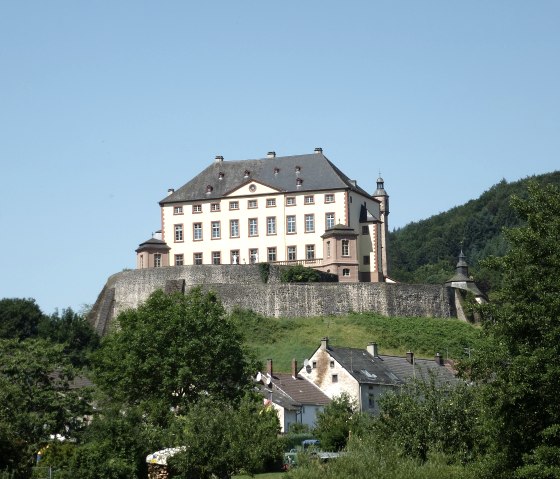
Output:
[{"xmin": 373, "ymin": 176, "xmax": 389, "ymax": 279}]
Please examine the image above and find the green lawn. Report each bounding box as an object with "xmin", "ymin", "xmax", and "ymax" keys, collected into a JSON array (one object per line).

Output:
[{"xmin": 234, "ymin": 474, "xmax": 286, "ymax": 479}]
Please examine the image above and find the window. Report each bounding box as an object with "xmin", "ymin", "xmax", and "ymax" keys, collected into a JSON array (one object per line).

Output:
[
  {"xmin": 230, "ymin": 219, "xmax": 239, "ymax": 238},
  {"xmin": 267, "ymin": 247, "xmax": 277, "ymax": 262},
  {"xmin": 231, "ymin": 250, "xmax": 240, "ymax": 264},
  {"xmin": 211, "ymin": 221, "xmax": 221, "ymax": 239},
  {"xmin": 342, "ymin": 239, "xmax": 350, "ymax": 257},
  {"xmin": 305, "ymin": 214, "xmax": 315, "ymax": 233},
  {"xmin": 342, "ymin": 268, "xmax": 350, "ymax": 277},
  {"xmin": 229, "ymin": 201, "xmax": 239, "ymax": 210},
  {"xmin": 330, "ymin": 360, "xmax": 335, "ymax": 368},
  {"xmin": 192, "ymin": 204, "xmax": 202, "ymax": 213},
  {"xmin": 363, "ymin": 255, "xmax": 370, "ymax": 265},
  {"xmin": 304, "ymin": 195, "xmax": 314, "ymax": 204},
  {"xmin": 248, "ymin": 199, "xmax": 258, "ymax": 209},
  {"xmin": 306, "ymin": 244, "xmax": 315, "ymax": 260},
  {"xmin": 266, "ymin": 198, "xmax": 276, "ymax": 207},
  {"xmin": 175, "ymin": 254, "xmax": 184, "ymax": 266},
  {"xmin": 211, "ymin": 203, "xmax": 220, "ymax": 212},
  {"xmin": 287, "ymin": 246, "xmax": 297, "ymax": 261},
  {"xmin": 325, "ymin": 193, "xmax": 335, "ymax": 203},
  {"xmin": 212, "ymin": 251, "xmax": 221, "ymax": 265},
  {"xmin": 193, "ymin": 223, "xmax": 202, "ymax": 241},
  {"xmin": 174, "ymin": 206, "xmax": 183, "ymax": 215},
  {"xmin": 267, "ymin": 217, "xmax": 276, "ymax": 235},
  {"xmin": 286, "ymin": 197, "xmax": 296, "ymax": 206},
  {"xmin": 287, "ymin": 215, "xmax": 296, "ymax": 234},
  {"xmin": 249, "ymin": 218, "xmax": 258, "ymax": 236},
  {"xmin": 174, "ymin": 224, "xmax": 183, "ymax": 242},
  {"xmin": 368, "ymin": 394, "xmax": 375, "ymax": 408},
  {"xmin": 332, "ymin": 374, "xmax": 338, "ymax": 383},
  {"xmin": 326, "ymin": 213, "xmax": 335, "ymax": 230},
  {"xmin": 362, "ymin": 225, "xmax": 369, "ymax": 235},
  {"xmin": 193, "ymin": 253, "xmax": 203, "ymax": 265},
  {"xmin": 249, "ymin": 249, "xmax": 259, "ymax": 264},
  {"xmin": 154, "ymin": 254, "xmax": 162, "ymax": 267},
  {"xmin": 312, "ymin": 361, "xmax": 317, "ymax": 369},
  {"xmin": 327, "ymin": 241, "xmax": 331, "ymax": 258}
]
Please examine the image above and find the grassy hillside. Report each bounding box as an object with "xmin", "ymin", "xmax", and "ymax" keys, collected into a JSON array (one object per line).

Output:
[
  {"xmin": 389, "ymin": 171, "xmax": 560, "ymax": 293},
  {"xmin": 231, "ymin": 309, "xmax": 484, "ymax": 373}
]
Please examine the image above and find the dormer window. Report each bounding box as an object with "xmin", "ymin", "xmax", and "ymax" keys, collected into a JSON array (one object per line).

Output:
[
  {"xmin": 296, "ymin": 178, "xmax": 303, "ymax": 187},
  {"xmin": 295, "ymin": 166, "xmax": 301, "ymax": 174},
  {"xmin": 218, "ymin": 172, "xmax": 224, "ymax": 180},
  {"xmin": 244, "ymin": 170, "xmax": 250, "ymax": 178},
  {"xmin": 274, "ymin": 167, "xmax": 280, "ymax": 175},
  {"xmin": 206, "ymin": 185, "xmax": 213, "ymax": 194}
]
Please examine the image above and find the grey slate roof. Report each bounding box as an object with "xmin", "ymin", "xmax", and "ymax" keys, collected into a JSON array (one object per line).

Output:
[
  {"xmin": 328, "ymin": 347, "xmax": 403, "ymax": 386},
  {"xmin": 160, "ymin": 153, "xmax": 375, "ymax": 205},
  {"xmin": 135, "ymin": 237, "xmax": 171, "ymax": 252},
  {"xmin": 378, "ymin": 355, "xmax": 459, "ymax": 386},
  {"xmin": 256, "ymin": 372, "xmax": 331, "ymax": 410}
]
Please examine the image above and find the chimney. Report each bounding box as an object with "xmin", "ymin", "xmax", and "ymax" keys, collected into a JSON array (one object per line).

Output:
[
  {"xmin": 291, "ymin": 359, "xmax": 298, "ymax": 378},
  {"xmin": 320, "ymin": 337, "xmax": 329, "ymax": 351},
  {"xmin": 266, "ymin": 358, "xmax": 273, "ymax": 377},
  {"xmin": 406, "ymin": 351, "xmax": 414, "ymax": 364},
  {"xmin": 267, "ymin": 151, "xmax": 276, "ymax": 158},
  {"xmin": 167, "ymin": 188, "xmax": 175, "ymax": 196},
  {"xmin": 214, "ymin": 155, "xmax": 224, "ymax": 163},
  {"xmin": 367, "ymin": 342, "xmax": 378, "ymax": 357},
  {"xmin": 314, "ymin": 147, "xmax": 323, "ymax": 154},
  {"xmin": 435, "ymin": 352, "xmax": 444, "ymax": 366}
]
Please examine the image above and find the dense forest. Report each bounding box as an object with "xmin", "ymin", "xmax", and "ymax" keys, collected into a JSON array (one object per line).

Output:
[{"xmin": 388, "ymin": 170, "xmax": 560, "ymax": 294}]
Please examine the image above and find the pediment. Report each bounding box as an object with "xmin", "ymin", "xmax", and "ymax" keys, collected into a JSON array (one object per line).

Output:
[{"xmin": 224, "ymin": 179, "xmax": 283, "ymax": 197}]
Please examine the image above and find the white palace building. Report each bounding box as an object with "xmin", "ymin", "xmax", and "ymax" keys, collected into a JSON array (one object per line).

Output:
[{"xmin": 136, "ymin": 148, "xmax": 390, "ymax": 282}]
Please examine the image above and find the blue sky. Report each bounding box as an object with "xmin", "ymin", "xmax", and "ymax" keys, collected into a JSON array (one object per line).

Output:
[{"xmin": 1, "ymin": 1, "xmax": 558, "ymax": 315}]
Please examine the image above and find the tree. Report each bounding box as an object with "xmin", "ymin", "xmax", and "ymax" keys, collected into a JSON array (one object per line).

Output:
[
  {"xmin": 313, "ymin": 393, "xmax": 357, "ymax": 451},
  {"xmin": 0, "ymin": 339, "xmax": 90, "ymax": 478},
  {"xmin": 93, "ymin": 287, "xmax": 252, "ymax": 414},
  {"xmin": 169, "ymin": 394, "xmax": 283, "ymax": 479},
  {"xmin": 0, "ymin": 297, "xmax": 44, "ymax": 340},
  {"xmin": 466, "ymin": 181, "xmax": 560, "ymax": 476}
]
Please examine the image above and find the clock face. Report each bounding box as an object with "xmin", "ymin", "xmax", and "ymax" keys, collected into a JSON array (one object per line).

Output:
[{"xmin": 249, "ymin": 184, "xmax": 256, "ymax": 192}]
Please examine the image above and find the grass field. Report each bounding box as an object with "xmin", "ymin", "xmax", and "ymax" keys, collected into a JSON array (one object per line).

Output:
[{"xmin": 232, "ymin": 309, "xmax": 484, "ymax": 373}]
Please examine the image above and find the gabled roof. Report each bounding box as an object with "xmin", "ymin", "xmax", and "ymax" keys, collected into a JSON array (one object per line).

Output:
[
  {"xmin": 256, "ymin": 372, "xmax": 331, "ymax": 410},
  {"xmin": 160, "ymin": 153, "xmax": 374, "ymax": 205},
  {"xmin": 328, "ymin": 347, "xmax": 402, "ymax": 386},
  {"xmin": 378, "ymin": 355, "xmax": 459, "ymax": 386}
]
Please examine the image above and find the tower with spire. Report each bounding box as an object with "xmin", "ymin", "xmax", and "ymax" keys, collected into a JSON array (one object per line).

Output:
[{"xmin": 372, "ymin": 175, "xmax": 390, "ymax": 279}]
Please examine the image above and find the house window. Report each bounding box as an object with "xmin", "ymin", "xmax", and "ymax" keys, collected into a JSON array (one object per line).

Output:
[
  {"xmin": 248, "ymin": 199, "xmax": 258, "ymax": 209},
  {"xmin": 312, "ymin": 361, "xmax": 317, "ymax": 369},
  {"xmin": 174, "ymin": 224, "xmax": 183, "ymax": 242},
  {"xmin": 174, "ymin": 206, "xmax": 183, "ymax": 215},
  {"xmin": 342, "ymin": 239, "xmax": 350, "ymax": 257},
  {"xmin": 193, "ymin": 223, "xmax": 202, "ymax": 241},
  {"xmin": 306, "ymin": 245, "xmax": 315, "ymax": 260},
  {"xmin": 193, "ymin": 253, "xmax": 203, "ymax": 265},
  {"xmin": 305, "ymin": 214, "xmax": 315, "ymax": 233},
  {"xmin": 287, "ymin": 246, "xmax": 297, "ymax": 261},
  {"xmin": 304, "ymin": 195, "xmax": 314, "ymax": 204},
  {"xmin": 286, "ymin": 197, "xmax": 296, "ymax": 206},
  {"xmin": 368, "ymin": 394, "xmax": 375, "ymax": 408},
  {"xmin": 287, "ymin": 215, "xmax": 296, "ymax": 234},
  {"xmin": 229, "ymin": 201, "xmax": 239, "ymax": 210},
  {"xmin": 175, "ymin": 254, "xmax": 184, "ymax": 266},
  {"xmin": 267, "ymin": 247, "xmax": 277, "ymax": 262},
  {"xmin": 231, "ymin": 250, "xmax": 240, "ymax": 264},
  {"xmin": 192, "ymin": 204, "xmax": 202, "ymax": 213},
  {"xmin": 330, "ymin": 360, "xmax": 335, "ymax": 368},
  {"xmin": 230, "ymin": 219, "xmax": 239, "ymax": 238},
  {"xmin": 342, "ymin": 268, "xmax": 350, "ymax": 277},
  {"xmin": 266, "ymin": 198, "xmax": 276, "ymax": 207},
  {"xmin": 249, "ymin": 249, "xmax": 259, "ymax": 264},
  {"xmin": 212, "ymin": 251, "xmax": 221, "ymax": 265},
  {"xmin": 363, "ymin": 255, "xmax": 370, "ymax": 265},
  {"xmin": 211, "ymin": 221, "xmax": 221, "ymax": 239},
  {"xmin": 267, "ymin": 217, "xmax": 276, "ymax": 235},
  {"xmin": 326, "ymin": 241, "xmax": 331, "ymax": 258},
  {"xmin": 154, "ymin": 254, "xmax": 162, "ymax": 268},
  {"xmin": 325, "ymin": 193, "xmax": 335, "ymax": 203},
  {"xmin": 332, "ymin": 374, "xmax": 338, "ymax": 383},
  {"xmin": 249, "ymin": 218, "xmax": 258, "ymax": 237},
  {"xmin": 362, "ymin": 225, "xmax": 369, "ymax": 235},
  {"xmin": 326, "ymin": 213, "xmax": 335, "ymax": 230},
  {"xmin": 210, "ymin": 203, "xmax": 220, "ymax": 212}
]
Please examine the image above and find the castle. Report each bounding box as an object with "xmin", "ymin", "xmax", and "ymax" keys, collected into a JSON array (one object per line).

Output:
[{"xmin": 135, "ymin": 148, "xmax": 390, "ymax": 283}]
